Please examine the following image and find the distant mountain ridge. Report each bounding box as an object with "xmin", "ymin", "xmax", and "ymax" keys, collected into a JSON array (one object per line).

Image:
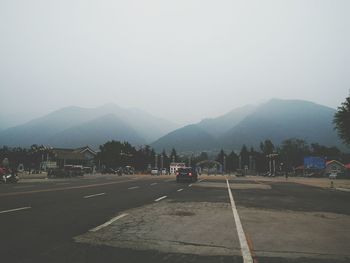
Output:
[
  {"xmin": 0, "ymin": 104, "xmax": 178, "ymax": 149},
  {"xmin": 151, "ymin": 99, "xmax": 343, "ymax": 152}
]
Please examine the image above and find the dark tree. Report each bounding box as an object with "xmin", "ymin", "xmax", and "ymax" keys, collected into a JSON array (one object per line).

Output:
[
  {"xmin": 240, "ymin": 145, "xmax": 249, "ymax": 167},
  {"xmin": 260, "ymin": 139, "xmax": 275, "ymax": 155},
  {"xmin": 170, "ymin": 148, "xmax": 178, "ymax": 162},
  {"xmin": 334, "ymin": 95, "xmax": 350, "ymax": 145}
]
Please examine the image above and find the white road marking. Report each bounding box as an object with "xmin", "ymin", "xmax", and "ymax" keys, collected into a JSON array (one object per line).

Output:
[
  {"xmin": 155, "ymin": 196, "xmax": 167, "ymax": 202},
  {"xmin": 150, "ymin": 183, "xmax": 158, "ymax": 186},
  {"xmin": 198, "ymin": 179, "xmax": 205, "ymax": 183},
  {"xmin": 84, "ymin": 193, "xmax": 106, "ymax": 199},
  {"xmin": 128, "ymin": 186, "xmax": 139, "ymax": 190},
  {"xmin": 226, "ymin": 179, "xmax": 253, "ymax": 263},
  {"xmin": 188, "ymin": 184, "xmax": 193, "ymax": 187},
  {"xmin": 90, "ymin": 213, "xmax": 129, "ymax": 232},
  {"xmin": 0, "ymin": 206, "xmax": 31, "ymax": 214},
  {"xmin": 177, "ymin": 189, "xmax": 183, "ymax": 192}
]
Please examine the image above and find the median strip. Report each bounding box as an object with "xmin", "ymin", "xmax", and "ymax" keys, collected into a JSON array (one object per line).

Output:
[
  {"xmin": 84, "ymin": 193, "xmax": 106, "ymax": 199},
  {"xmin": 0, "ymin": 206, "xmax": 31, "ymax": 214},
  {"xmin": 90, "ymin": 213, "xmax": 129, "ymax": 232},
  {"xmin": 226, "ymin": 179, "xmax": 254, "ymax": 263},
  {"xmin": 155, "ymin": 196, "xmax": 167, "ymax": 202}
]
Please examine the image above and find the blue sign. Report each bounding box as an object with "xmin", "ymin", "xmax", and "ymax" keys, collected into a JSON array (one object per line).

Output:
[{"xmin": 304, "ymin": 157, "xmax": 326, "ymax": 169}]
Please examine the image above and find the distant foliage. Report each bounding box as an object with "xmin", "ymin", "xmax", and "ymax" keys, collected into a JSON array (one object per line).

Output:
[{"xmin": 334, "ymin": 96, "xmax": 350, "ymax": 145}]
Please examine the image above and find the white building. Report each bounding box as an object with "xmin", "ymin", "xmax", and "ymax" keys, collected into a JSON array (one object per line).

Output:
[{"xmin": 169, "ymin": 162, "xmax": 186, "ymax": 174}]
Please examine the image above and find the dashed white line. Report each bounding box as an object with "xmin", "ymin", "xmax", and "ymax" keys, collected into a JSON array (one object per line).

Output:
[
  {"xmin": 89, "ymin": 213, "xmax": 129, "ymax": 232},
  {"xmin": 155, "ymin": 196, "xmax": 167, "ymax": 202},
  {"xmin": 128, "ymin": 186, "xmax": 140, "ymax": 190},
  {"xmin": 177, "ymin": 189, "xmax": 183, "ymax": 192},
  {"xmin": 226, "ymin": 179, "xmax": 253, "ymax": 263},
  {"xmin": 188, "ymin": 184, "xmax": 193, "ymax": 187},
  {"xmin": 84, "ymin": 193, "xmax": 106, "ymax": 199},
  {"xmin": 150, "ymin": 183, "xmax": 158, "ymax": 186},
  {"xmin": 0, "ymin": 206, "xmax": 32, "ymax": 214}
]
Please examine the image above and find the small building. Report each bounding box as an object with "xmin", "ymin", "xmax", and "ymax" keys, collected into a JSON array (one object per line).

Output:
[
  {"xmin": 50, "ymin": 146, "xmax": 97, "ymax": 169},
  {"xmin": 325, "ymin": 160, "xmax": 346, "ymax": 176},
  {"xmin": 169, "ymin": 162, "xmax": 186, "ymax": 174}
]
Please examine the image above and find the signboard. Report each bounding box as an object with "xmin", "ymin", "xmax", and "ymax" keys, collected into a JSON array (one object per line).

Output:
[{"xmin": 304, "ymin": 157, "xmax": 326, "ymax": 170}]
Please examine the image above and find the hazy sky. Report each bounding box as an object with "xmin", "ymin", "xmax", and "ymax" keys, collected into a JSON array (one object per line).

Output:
[{"xmin": 1, "ymin": 0, "xmax": 349, "ymax": 126}]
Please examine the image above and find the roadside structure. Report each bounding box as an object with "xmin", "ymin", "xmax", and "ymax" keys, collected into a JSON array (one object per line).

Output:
[
  {"xmin": 169, "ymin": 162, "xmax": 186, "ymax": 174},
  {"xmin": 41, "ymin": 146, "xmax": 97, "ymax": 170},
  {"xmin": 325, "ymin": 160, "xmax": 346, "ymax": 176}
]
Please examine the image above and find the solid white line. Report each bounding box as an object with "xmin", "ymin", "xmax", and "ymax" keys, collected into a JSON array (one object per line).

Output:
[
  {"xmin": 128, "ymin": 186, "xmax": 139, "ymax": 190},
  {"xmin": 188, "ymin": 184, "xmax": 193, "ymax": 187},
  {"xmin": 226, "ymin": 179, "xmax": 253, "ymax": 263},
  {"xmin": 177, "ymin": 189, "xmax": 183, "ymax": 192},
  {"xmin": 84, "ymin": 193, "xmax": 106, "ymax": 199},
  {"xmin": 155, "ymin": 196, "xmax": 167, "ymax": 202},
  {"xmin": 0, "ymin": 206, "xmax": 31, "ymax": 214},
  {"xmin": 89, "ymin": 213, "xmax": 128, "ymax": 232},
  {"xmin": 150, "ymin": 183, "xmax": 158, "ymax": 186}
]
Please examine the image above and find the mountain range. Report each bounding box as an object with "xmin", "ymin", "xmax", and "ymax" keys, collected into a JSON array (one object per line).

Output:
[
  {"xmin": 0, "ymin": 104, "xmax": 178, "ymax": 149},
  {"xmin": 0, "ymin": 99, "xmax": 344, "ymax": 152},
  {"xmin": 151, "ymin": 99, "xmax": 343, "ymax": 152}
]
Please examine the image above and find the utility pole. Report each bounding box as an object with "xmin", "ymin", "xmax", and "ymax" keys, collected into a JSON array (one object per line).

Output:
[{"xmin": 161, "ymin": 154, "xmax": 164, "ymax": 172}]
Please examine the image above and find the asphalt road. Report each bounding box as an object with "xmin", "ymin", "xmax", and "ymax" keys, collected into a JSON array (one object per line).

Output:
[{"xmin": 0, "ymin": 175, "xmax": 349, "ymax": 263}]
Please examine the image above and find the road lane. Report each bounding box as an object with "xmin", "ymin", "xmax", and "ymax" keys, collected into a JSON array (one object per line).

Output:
[{"xmin": 0, "ymin": 176, "xmax": 187, "ymax": 262}]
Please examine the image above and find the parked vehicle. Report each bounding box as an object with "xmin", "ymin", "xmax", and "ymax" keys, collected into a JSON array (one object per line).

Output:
[
  {"xmin": 0, "ymin": 168, "xmax": 19, "ymax": 183},
  {"xmin": 176, "ymin": 167, "xmax": 198, "ymax": 183},
  {"xmin": 151, "ymin": 169, "xmax": 159, "ymax": 176}
]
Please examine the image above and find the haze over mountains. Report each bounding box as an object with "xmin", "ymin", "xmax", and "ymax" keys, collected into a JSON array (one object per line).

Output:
[
  {"xmin": 0, "ymin": 104, "xmax": 178, "ymax": 149},
  {"xmin": 151, "ymin": 99, "xmax": 343, "ymax": 152},
  {"xmin": 0, "ymin": 99, "xmax": 344, "ymax": 152}
]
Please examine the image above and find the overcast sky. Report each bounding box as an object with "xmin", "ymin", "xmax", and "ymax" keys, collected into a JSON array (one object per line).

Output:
[{"xmin": 1, "ymin": 0, "xmax": 349, "ymax": 126}]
